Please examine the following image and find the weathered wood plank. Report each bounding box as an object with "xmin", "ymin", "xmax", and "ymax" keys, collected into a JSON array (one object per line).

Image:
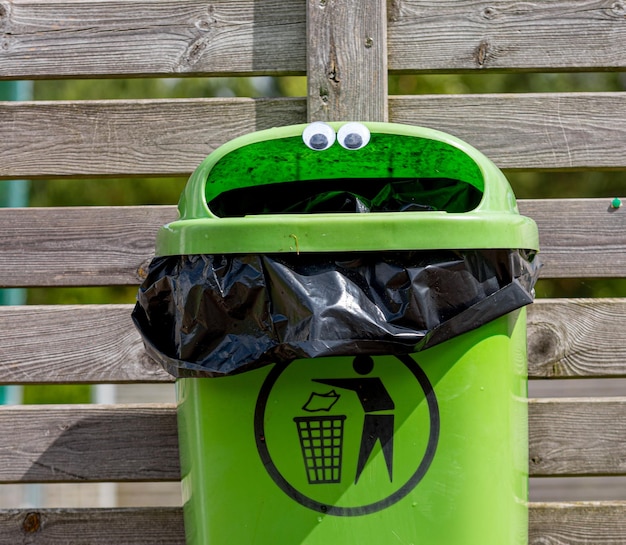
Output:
[
  {"xmin": 529, "ymin": 398, "xmax": 626, "ymax": 477},
  {"xmin": 0, "ymin": 98, "xmax": 306, "ymax": 179},
  {"xmin": 2, "ymin": 0, "xmax": 625, "ymax": 79},
  {"xmin": 529, "ymin": 502, "xmax": 626, "ymax": 545},
  {"xmin": 0, "ymin": 502, "xmax": 624, "ymax": 544},
  {"xmin": 0, "ymin": 399, "xmax": 622, "ymax": 483},
  {"xmin": 527, "ymin": 299, "xmax": 626, "ymax": 379},
  {"xmin": 0, "ymin": 0, "xmax": 306, "ymax": 79},
  {"xmin": 2, "ymin": 299, "xmax": 626, "ymax": 384},
  {"xmin": 389, "ymin": 93, "xmax": 626, "ymax": 171},
  {"xmin": 519, "ymin": 199, "xmax": 626, "ymax": 279},
  {"xmin": 0, "ymin": 198, "xmax": 624, "ymax": 288},
  {"xmin": 0, "ymin": 404, "xmax": 180, "ymax": 483},
  {"xmin": 388, "ymin": 0, "xmax": 626, "ymax": 72},
  {"xmin": 1, "ymin": 93, "xmax": 624, "ymax": 179},
  {"xmin": 306, "ymin": 0, "xmax": 387, "ymax": 122},
  {"xmin": 0, "ymin": 305, "xmax": 172, "ymax": 384},
  {"xmin": 0, "ymin": 507, "xmax": 185, "ymax": 545},
  {"xmin": 0, "ymin": 206, "xmax": 178, "ymax": 287},
  {"xmin": 0, "ymin": 503, "xmax": 624, "ymax": 544}
]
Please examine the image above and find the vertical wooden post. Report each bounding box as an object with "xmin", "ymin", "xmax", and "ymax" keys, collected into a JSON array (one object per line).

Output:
[{"xmin": 306, "ymin": 0, "xmax": 388, "ymax": 123}]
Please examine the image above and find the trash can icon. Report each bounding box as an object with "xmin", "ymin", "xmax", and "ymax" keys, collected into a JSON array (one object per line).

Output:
[
  {"xmin": 294, "ymin": 414, "xmax": 346, "ymax": 484},
  {"xmin": 133, "ymin": 121, "xmax": 540, "ymax": 545}
]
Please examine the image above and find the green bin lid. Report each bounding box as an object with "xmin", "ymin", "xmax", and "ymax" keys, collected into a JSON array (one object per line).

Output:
[{"xmin": 156, "ymin": 122, "xmax": 538, "ymax": 255}]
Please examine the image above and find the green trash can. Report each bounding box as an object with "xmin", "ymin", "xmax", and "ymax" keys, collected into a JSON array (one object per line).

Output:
[{"xmin": 133, "ymin": 122, "xmax": 539, "ymax": 545}]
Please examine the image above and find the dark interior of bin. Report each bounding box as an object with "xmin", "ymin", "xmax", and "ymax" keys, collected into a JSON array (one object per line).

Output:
[{"xmin": 209, "ymin": 177, "xmax": 483, "ymax": 217}]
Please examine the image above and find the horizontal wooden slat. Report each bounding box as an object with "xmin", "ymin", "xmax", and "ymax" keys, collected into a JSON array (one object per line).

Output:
[
  {"xmin": 0, "ymin": 198, "xmax": 624, "ymax": 288},
  {"xmin": 1, "ymin": 93, "xmax": 625, "ymax": 178},
  {"xmin": 529, "ymin": 398, "xmax": 626, "ymax": 476},
  {"xmin": 0, "ymin": 503, "xmax": 624, "ymax": 545},
  {"xmin": 0, "ymin": 507, "xmax": 185, "ymax": 545},
  {"xmin": 390, "ymin": 93, "xmax": 626, "ymax": 171},
  {"xmin": 0, "ymin": 502, "xmax": 623, "ymax": 545},
  {"xmin": 0, "ymin": 404, "xmax": 180, "ymax": 483},
  {"xmin": 388, "ymin": 0, "xmax": 626, "ymax": 72},
  {"xmin": 0, "ymin": 399, "xmax": 622, "ymax": 483},
  {"xmin": 519, "ymin": 199, "xmax": 626, "ymax": 279},
  {"xmin": 2, "ymin": 299, "xmax": 626, "ymax": 384},
  {"xmin": 0, "ymin": 206, "xmax": 178, "ymax": 287},
  {"xmin": 2, "ymin": 0, "xmax": 625, "ymax": 80},
  {"xmin": 0, "ymin": 305, "xmax": 172, "ymax": 384},
  {"xmin": 527, "ymin": 299, "xmax": 626, "ymax": 378},
  {"xmin": 0, "ymin": 98, "xmax": 306, "ymax": 179},
  {"xmin": 0, "ymin": 0, "xmax": 306, "ymax": 79},
  {"xmin": 528, "ymin": 502, "xmax": 626, "ymax": 545}
]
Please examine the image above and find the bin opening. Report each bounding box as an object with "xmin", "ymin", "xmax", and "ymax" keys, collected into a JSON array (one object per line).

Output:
[
  {"xmin": 208, "ymin": 177, "xmax": 483, "ymax": 217},
  {"xmin": 200, "ymin": 129, "xmax": 487, "ymax": 220}
]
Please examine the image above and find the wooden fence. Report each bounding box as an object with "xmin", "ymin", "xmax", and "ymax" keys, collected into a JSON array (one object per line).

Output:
[{"xmin": 0, "ymin": 0, "xmax": 625, "ymax": 543}]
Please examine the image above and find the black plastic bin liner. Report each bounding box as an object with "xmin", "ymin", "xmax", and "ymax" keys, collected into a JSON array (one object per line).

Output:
[{"xmin": 132, "ymin": 249, "xmax": 540, "ymax": 378}]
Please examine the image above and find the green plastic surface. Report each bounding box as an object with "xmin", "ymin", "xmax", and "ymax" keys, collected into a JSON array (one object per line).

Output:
[
  {"xmin": 177, "ymin": 311, "xmax": 528, "ymax": 545},
  {"xmin": 156, "ymin": 122, "xmax": 538, "ymax": 255}
]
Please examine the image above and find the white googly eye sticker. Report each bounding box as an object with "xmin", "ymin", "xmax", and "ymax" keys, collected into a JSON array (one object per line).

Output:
[
  {"xmin": 337, "ymin": 122, "xmax": 371, "ymax": 150},
  {"xmin": 302, "ymin": 122, "xmax": 336, "ymax": 151}
]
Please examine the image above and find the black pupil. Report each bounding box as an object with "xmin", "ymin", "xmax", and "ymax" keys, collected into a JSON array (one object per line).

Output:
[
  {"xmin": 310, "ymin": 133, "xmax": 329, "ymax": 149},
  {"xmin": 343, "ymin": 133, "xmax": 363, "ymax": 149}
]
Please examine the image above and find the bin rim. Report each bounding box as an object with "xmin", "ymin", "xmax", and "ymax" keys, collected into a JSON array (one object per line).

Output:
[{"xmin": 156, "ymin": 122, "xmax": 539, "ymax": 255}]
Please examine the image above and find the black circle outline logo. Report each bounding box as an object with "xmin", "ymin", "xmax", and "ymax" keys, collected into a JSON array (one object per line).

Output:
[{"xmin": 254, "ymin": 354, "xmax": 440, "ymax": 516}]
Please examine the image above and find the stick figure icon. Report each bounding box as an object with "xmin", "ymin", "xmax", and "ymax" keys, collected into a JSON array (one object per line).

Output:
[{"xmin": 313, "ymin": 355, "xmax": 395, "ymax": 484}]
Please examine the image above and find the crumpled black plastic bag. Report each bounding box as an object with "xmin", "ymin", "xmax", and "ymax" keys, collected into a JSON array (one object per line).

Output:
[{"xmin": 132, "ymin": 249, "xmax": 540, "ymax": 378}]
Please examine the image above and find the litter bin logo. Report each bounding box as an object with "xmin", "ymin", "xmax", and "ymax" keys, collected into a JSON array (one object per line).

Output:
[{"xmin": 255, "ymin": 354, "xmax": 439, "ymax": 516}]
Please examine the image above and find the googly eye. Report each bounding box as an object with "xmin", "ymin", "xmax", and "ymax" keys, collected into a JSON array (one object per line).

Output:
[
  {"xmin": 337, "ymin": 123, "xmax": 370, "ymax": 150},
  {"xmin": 302, "ymin": 122, "xmax": 336, "ymax": 151}
]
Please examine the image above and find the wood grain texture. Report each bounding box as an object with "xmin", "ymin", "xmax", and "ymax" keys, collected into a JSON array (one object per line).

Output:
[
  {"xmin": 528, "ymin": 299, "xmax": 626, "ymax": 379},
  {"xmin": 529, "ymin": 502, "xmax": 626, "ymax": 545},
  {"xmin": 0, "ymin": 199, "xmax": 624, "ymax": 288},
  {"xmin": 0, "ymin": 404, "xmax": 179, "ymax": 483},
  {"xmin": 0, "ymin": 206, "xmax": 179, "ymax": 287},
  {"xmin": 0, "ymin": 0, "xmax": 306, "ymax": 79},
  {"xmin": 0, "ymin": 399, "xmax": 622, "ymax": 483},
  {"xmin": 519, "ymin": 199, "xmax": 626, "ymax": 279},
  {"xmin": 1, "ymin": 93, "xmax": 624, "ymax": 179},
  {"xmin": 306, "ymin": 0, "xmax": 387, "ymax": 122},
  {"xmin": 0, "ymin": 305, "xmax": 173, "ymax": 384},
  {"xmin": 2, "ymin": 0, "xmax": 625, "ymax": 79},
  {"xmin": 0, "ymin": 503, "xmax": 624, "ymax": 544},
  {"xmin": 2, "ymin": 299, "xmax": 626, "ymax": 384},
  {"xmin": 529, "ymin": 398, "xmax": 626, "ymax": 476},
  {"xmin": 388, "ymin": 0, "xmax": 626, "ymax": 72},
  {"xmin": 390, "ymin": 93, "xmax": 626, "ymax": 171},
  {"xmin": 0, "ymin": 98, "xmax": 306, "ymax": 179},
  {"xmin": 0, "ymin": 507, "xmax": 185, "ymax": 545}
]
